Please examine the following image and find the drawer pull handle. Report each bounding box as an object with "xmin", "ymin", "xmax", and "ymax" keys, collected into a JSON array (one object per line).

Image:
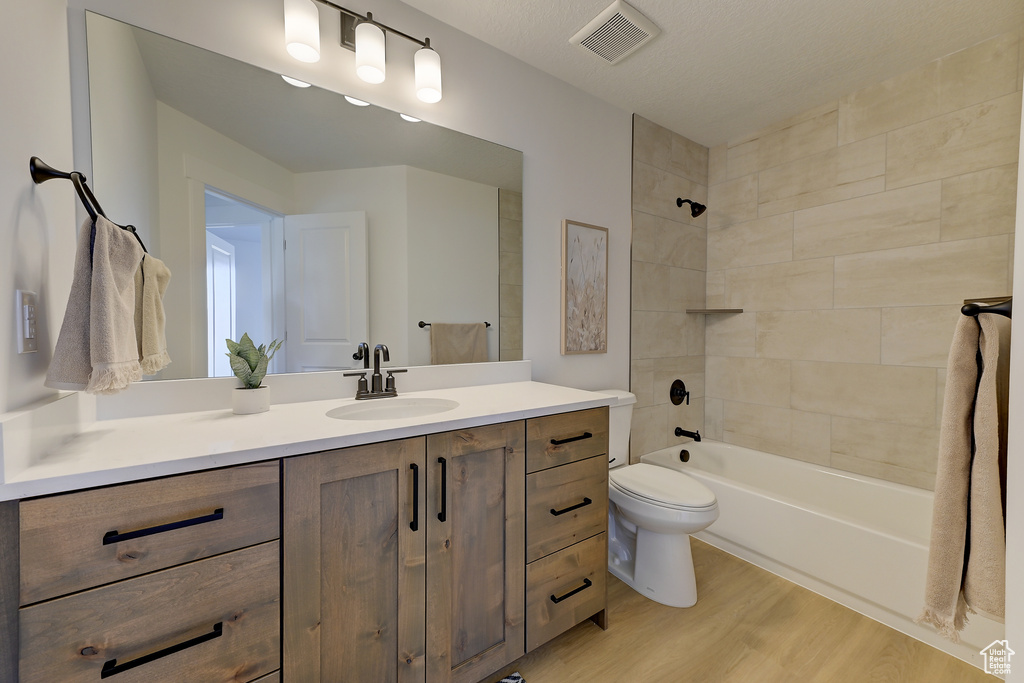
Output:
[
  {"xmin": 410, "ymin": 464, "xmax": 420, "ymax": 532},
  {"xmin": 550, "ymin": 432, "xmax": 592, "ymax": 446},
  {"xmin": 550, "ymin": 578, "xmax": 593, "ymax": 604},
  {"xmin": 550, "ymin": 497, "xmax": 593, "ymax": 516},
  {"xmin": 100, "ymin": 622, "xmax": 223, "ymax": 678},
  {"xmin": 102, "ymin": 508, "xmax": 224, "ymax": 545},
  {"xmin": 437, "ymin": 457, "xmax": 448, "ymax": 523}
]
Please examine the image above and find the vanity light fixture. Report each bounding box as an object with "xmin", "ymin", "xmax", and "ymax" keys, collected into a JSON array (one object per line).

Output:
[
  {"xmin": 344, "ymin": 95, "xmax": 371, "ymax": 106},
  {"xmin": 400, "ymin": 114, "xmax": 421, "ymax": 122},
  {"xmin": 285, "ymin": 0, "xmax": 443, "ymax": 102},
  {"xmin": 281, "ymin": 75, "xmax": 312, "ymax": 87},
  {"xmin": 284, "ymin": 0, "xmax": 321, "ymax": 63}
]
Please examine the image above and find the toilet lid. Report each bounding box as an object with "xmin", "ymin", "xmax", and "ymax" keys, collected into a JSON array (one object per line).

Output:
[{"xmin": 610, "ymin": 464, "xmax": 717, "ymax": 510}]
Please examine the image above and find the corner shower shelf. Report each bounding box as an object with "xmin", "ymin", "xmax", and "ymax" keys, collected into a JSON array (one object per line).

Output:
[{"xmin": 685, "ymin": 308, "xmax": 744, "ymax": 314}]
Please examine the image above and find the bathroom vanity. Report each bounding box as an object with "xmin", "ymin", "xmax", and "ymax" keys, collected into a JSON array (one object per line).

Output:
[{"xmin": 0, "ymin": 378, "xmax": 611, "ymax": 683}]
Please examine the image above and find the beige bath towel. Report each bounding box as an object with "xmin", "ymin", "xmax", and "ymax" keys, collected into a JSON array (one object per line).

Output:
[
  {"xmin": 134, "ymin": 254, "xmax": 172, "ymax": 375},
  {"xmin": 45, "ymin": 216, "xmax": 144, "ymax": 394},
  {"xmin": 919, "ymin": 313, "xmax": 1011, "ymax": 641},
  {"xmin": 429, "ymin": 322, "xmax": 488, "ymax": 364}
]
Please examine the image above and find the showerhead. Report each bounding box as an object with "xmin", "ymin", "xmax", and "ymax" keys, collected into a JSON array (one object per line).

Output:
[{"xmin": 676, "ymin": 197, "xmax": 706, "ymax": 218}]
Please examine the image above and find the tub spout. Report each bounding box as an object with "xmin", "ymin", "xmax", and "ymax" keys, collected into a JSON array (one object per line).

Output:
[{"xmin": 675, "ymin": 427, "xmax": 701, "ymax": 442}]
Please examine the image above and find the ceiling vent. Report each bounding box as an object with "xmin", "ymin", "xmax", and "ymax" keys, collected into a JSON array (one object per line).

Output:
[{"xmin": 570, "ymin": 0, "xmax": 660, "ymax": 65}]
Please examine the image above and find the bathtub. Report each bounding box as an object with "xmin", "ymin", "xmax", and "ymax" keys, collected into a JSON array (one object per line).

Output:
[{"xmin": 641, "ymin": 440, "xmax": 1002, "ymax": 670}]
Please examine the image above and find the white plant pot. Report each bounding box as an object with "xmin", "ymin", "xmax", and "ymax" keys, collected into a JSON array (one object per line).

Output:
[{"xmin": 233, "ymin": 386, "xmax": 270, "ymax": 415}]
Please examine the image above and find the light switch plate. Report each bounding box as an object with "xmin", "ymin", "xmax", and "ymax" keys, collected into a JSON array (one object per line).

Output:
[{"xmin": 17, "ymin": 290, "xmax": 38, "ymax": 354}]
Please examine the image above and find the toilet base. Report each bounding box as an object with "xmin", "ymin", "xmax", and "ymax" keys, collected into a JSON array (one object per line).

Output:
[{"xmin": 609, "ymin": 512, "xmax": 699, "ymax": 608}]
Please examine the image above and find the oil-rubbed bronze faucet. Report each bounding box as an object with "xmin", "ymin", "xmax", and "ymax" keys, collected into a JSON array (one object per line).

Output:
[{"xmin": 343, "ymin": 342, "xmax": 406, "ymax": 399}]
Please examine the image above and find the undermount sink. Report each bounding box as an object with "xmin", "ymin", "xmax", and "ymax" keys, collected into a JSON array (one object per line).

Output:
[{"xmin": 326, "ymin": 397, "xmax": 460, "ymax": 421}]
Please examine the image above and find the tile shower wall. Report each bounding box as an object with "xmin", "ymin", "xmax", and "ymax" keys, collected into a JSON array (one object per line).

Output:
[
  {"xmin": 630, "ymin": 116, "xmax": 709, "ymax": 461},
  {"xmin": 499, "ymin": 189, "xmax": 523, "ymax": 361},
  {"xmin": 704, "ymin": 29, "xmax": 1022, "ymax": 488}
]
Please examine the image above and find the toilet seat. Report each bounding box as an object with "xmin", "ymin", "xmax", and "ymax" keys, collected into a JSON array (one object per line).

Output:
[{"xmin": 610, "ymin": 464, "xmax": 716, "ymax": 511}]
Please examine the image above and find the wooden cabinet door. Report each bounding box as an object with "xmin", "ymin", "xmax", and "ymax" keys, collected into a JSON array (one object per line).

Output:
[
  {"xmin": 426, "ymin": 423, "xmax": 526, "ymax": 683},
  {"xmin": 283, "ymin": 438, "xmax": 426, "ymax": 683}
]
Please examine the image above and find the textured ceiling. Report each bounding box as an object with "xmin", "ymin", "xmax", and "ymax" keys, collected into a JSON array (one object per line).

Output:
[{"xmin": 402, "ymin": 0, "xmax": 1024, "ymax": 147}]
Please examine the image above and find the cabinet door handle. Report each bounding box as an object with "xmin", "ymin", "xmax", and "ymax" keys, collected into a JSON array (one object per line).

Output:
[
  {"xmin": 410, "ymin": 463, "xmax": 420, "ymax": 532},
  {"xmin": 550, "ymin": 578, "xmax": 593, "ymax": 604},
  {"xmin": 100, "ymin": 622, "xmax": 223, "ymax": 678},
  {"xmin": 102, "ymin": 508, "xmax": 224, "ymax": 545},
  {"xmin": 550, "ymin": 497, "xmax": 592, "ymax": 516},
  {"xmin": 550, "ymin": 432, "xmax": 592, "ymax": 446},
  {"xmin": 437, "ymin": 457, "xmax": 447, "ymax": 523}
]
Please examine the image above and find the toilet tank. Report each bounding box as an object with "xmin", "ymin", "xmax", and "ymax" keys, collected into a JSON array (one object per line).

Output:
[{"xmin": 596, "ymin": 389, "xmax": 636, "ymax": 468}]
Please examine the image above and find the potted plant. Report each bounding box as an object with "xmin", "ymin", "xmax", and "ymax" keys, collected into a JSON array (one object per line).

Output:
[{"xmin": 226, "ymin": 333, "xmax": 282, "ymax": 414}]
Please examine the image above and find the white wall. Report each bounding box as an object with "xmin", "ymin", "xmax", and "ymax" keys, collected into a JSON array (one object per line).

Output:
[
  {"xmin": 63, "ymin": 0, "xmax": 633, "ymax": 392},
  {"xmin": 0, "ymin": 0, "xmax": 77, "ymax": 412},
  {"xmin": 86, "ymin": 12, "xmax": 159, "ymax": 248},
  {"xmin": 406, "ymin": 167, "xmax": 498, "ymax": 366}
]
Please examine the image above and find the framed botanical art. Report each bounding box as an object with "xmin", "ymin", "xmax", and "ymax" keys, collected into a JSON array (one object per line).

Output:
[{"xmin": 561, "ymin": 219, "xmax": 608, "ymax": 354}]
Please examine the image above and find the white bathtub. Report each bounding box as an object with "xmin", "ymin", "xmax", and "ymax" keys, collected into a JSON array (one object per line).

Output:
[{"xmin": 641, "ymin": 440, "xmax": 1002, "ymax": 670}]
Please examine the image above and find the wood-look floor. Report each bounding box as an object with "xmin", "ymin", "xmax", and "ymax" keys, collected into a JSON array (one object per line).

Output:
[{"xmin": 490, "ymin": 539, "xmax": 994, "ymax": 683}]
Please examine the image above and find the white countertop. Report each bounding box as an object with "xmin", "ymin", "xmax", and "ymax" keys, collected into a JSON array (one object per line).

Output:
[{"xmin": 1, "ymin": 381, "xmax": 613, "ymax": 501}]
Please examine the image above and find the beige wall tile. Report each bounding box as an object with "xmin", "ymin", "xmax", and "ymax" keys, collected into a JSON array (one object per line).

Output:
[
  {"xmin": 633, "ymin": 160, "xmax": 709, "ymax": 224},
  {"xmin": 729, "ymin": 100, "xmax": 841, "ymax": 148},
  {"xmin": 630, "ymin": 404, "xmax": 668, "ymax": 462},
  {"xmin": 791, "ymin": 361, "xmax": 937, "ymax": 426},
  {"xmin": 706, "ymin": 270, "xmax": 727, "ymax": 309},
  {"xmin": 498, "ymin": 189, "xmax": 522, "ymax": 221},
  {"xmin": 758, "ymin": 109, "xmax": 839, "ymax": 172},
  {"xmin": 708, "ymin": 213, "xmax": 794, "ymax": 270},
  {"xmin": 709, "ymin": 144, "xmax": 727, "ymax": 186},
  {"xmin": 880, "ymin": 305, "xmax": 961, "ymax": 367},
  {"xmin": 633, "ymin": 115, "xmax": 670, "ymax": 168},
  {"xmin": 833, "ymin": 235, "xmax": 1010, "ymax": 308},
  {"xmin": 632, "ymin": 212, "xmax": 707, "ymax": 270},
  {"xmin": 706, "ymin": 356, "xmax": 791, "ymax": 408},
  {"xmin": 722, "ymin": 257, "xmax": 835, "ymax": 311},
  {"xmin": 631, "ymin": 358, "xmax": 656, "ymax": 408},
  {"xmin": 838, "ymin": 61, "xmax": 940, "ymax": 145},
  {"xmin": 671, "ymin": 268, "xmax": 708, "ymax": 312},
  {"xmin": 705, "ymin": 398, "xmax": 724, "ymax": 441},
  {"xmin": 499, "ymin": 283, "xmax": 522, "ymax": 314},
  {"xmin": 632, "ymin": 310, "xmax": 691, "ymax": 360},
  {"xmin": 669, "ymin": 132, "xmax": 709, "ymax": 185},
  {"xmin": 792, "ymin": 181, "xmax": 941, "ymax": 259},
  {"xmin": 499, "ymin": 316, "xmax": 522, "ymax": 351},
  {"xmin": 936, "ymin": 369, "xmax": 946, "ymax": 424},
  {"xmin": 670, "ymin": 397, "xmax": 705, "ymax": 445},
  {"xmin": 756, "ymin": 309, "xmax": 881, "ymax": 364},
  {"xmin": 706, "ymin": 311, "xmax": 756, "ymax": 358},
  {"xmin": 757, "ymin": 135, "xmax": 887, "ymax": 216},
  {"xmin": 938, "ymin": 31, "xmax": 1020, "ymax": 113},
  {"xmin": 708, "ymin": 174, "xmax": 758, "ymax": 228},
  {"xmin": 886, "ymin": 91, "xmax": 1022, "ymax": 190},
  {"xmin": 831, "ymin": 416, "xmax": 939, "ymax": 475},
  {"xmin": 632, "ymin": 261, "xmax": 674, "ymax": 312},
  {"xmin": 726, "ymin": 140, "xmax": 760, "ymax": 180},
  {"xmin": 830, "ymin": 453, "xmax": 937, "ymax": 489},
  {"xmin": 653, "ymin": 357, "xmax": 706, "ymax": 403},
  {"xmin": 721, "ymin": 401, "xmax": 831, "ymax": 465},
  {"xmin": 685, "ymin": 313, "xmax": 706, "ymax": 356},
  {"xmin": 498, "ymin": 217, "xmax": 523, "ymax": 253},
  {"xmin": 499, "ymin": 250, "xmax": 522, "ymax": 286},
  {"xmin": 941, "ymin": 163, "xmax": 1019, "ymax": 241}
]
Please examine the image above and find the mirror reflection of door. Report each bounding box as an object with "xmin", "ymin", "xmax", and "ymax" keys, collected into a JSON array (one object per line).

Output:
[
  {"xmin": 205, "ymin": 189, "xmax": 281, "ymax": 376},
  {"xmin": 283, "ymin": 211, "xmax": 368, "ymax": 372}
]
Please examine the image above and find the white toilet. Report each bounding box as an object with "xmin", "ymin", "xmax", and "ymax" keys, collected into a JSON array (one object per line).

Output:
[{"xmin": 598, "ymin": 390, "xmax": 719, "ymax": 608}]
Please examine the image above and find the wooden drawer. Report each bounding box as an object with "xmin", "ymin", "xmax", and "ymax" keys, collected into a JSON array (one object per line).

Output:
[
  {"xmin": 20, "ymin": 461, "xmax": 279, "ymax": 604},
  {"xmin": 526, "ymin": 407, "xmax": 608, "ymax": 473},
  {"xmin": 19, "ymin": 541, "xmax": 280, "ymax": 683},
  {"xmin": 526, "ymin": 533, "xmax": 606, "ymax": 652},
  {"xmin": 527, "ymin": 455, "xmax": 607, "ymax": 563}
]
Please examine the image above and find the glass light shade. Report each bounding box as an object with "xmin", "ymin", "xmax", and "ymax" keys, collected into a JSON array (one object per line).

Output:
[
  {"xmin": 355, "ymin": 21, "xmax": 386, "ymax": 84},
  {"xmin": 284, "ymin": 0, "xmax": 320, "ymax": 63},
  {"xmin": 415, "ymin": 47, "xmax": 442, "ymax": 103},
  {"xmin": 281, "ymin": 75, "xmax": 312, "ymax": 88},
  {"xmin": 400, "ymin": 114, "xmax": 421, "ymax": 122},
  {"xmin": 344, "ymin": 96, "xmax": 370, "ymax": 106}
]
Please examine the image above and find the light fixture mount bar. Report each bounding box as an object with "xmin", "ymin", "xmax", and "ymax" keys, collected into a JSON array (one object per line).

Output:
[{"xmin": 313, "ymin": 0, "xmax": 430, "ymax": 50}]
